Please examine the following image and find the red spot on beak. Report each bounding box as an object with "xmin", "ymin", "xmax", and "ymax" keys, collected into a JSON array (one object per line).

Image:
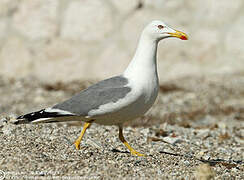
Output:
[
  {"xmin": 180, "ymin": 35, "xmax": 188, "ymax": 40},
  {"xmin": 168, "ymin": 30, "xmax": 188, "ymax": 40}
]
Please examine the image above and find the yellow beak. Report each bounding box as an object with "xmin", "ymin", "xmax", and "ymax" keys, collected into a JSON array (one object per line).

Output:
[{"xmin": 168, "ymin": 30, "xmax": 188, "ymax": 40}]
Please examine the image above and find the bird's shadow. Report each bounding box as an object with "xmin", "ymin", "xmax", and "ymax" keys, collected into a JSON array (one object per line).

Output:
[
  {"xmin": 111, "ymin": 148, "xmax": 130, "ymax": 154},
  {"xmin": 159, "ymin": 151, "xmax": 243, "ymax": 169}
]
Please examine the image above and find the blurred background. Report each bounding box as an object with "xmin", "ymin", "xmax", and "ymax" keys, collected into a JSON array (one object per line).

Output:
[
  {"xmin": 0, "ymin": 0, "xmax": 243, "ymax": 123},
  {"xmin": 0, "ymin": 0, "xmax": 243, "ymax": 83}
]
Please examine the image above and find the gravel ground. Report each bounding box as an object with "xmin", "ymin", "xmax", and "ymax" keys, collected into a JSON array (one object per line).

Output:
[{"xmin": 0, "ymin": 73, "xmax": 243, "ymax": 179}]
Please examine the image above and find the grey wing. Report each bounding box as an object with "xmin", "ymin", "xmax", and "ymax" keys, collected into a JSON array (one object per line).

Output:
[{"xmin": 52, "ymin": 76, "xmax": 131, "ymax": 116}]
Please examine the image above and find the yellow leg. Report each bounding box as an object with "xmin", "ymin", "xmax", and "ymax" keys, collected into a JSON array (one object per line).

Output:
[
  {"xmin": 74, "ymin": 122, "xmax": 92, "ymax": 150},
  {"xmin": 119, "ymin": 126, "xmax": 145, "ymax": 156}
]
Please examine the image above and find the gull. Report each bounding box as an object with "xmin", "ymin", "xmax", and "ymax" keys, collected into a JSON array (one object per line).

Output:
[{"xmin": 15, "ymin": 20, "xmax": 188, "ymax": 156}]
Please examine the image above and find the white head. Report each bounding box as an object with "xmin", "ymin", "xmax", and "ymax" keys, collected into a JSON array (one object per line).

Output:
[{"xmin": 142, "ymin": 20, "xmax": 188, "ymax": 42}]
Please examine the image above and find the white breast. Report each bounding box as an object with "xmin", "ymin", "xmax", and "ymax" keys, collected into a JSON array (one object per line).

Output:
[{"xmin": 127, "ymin": 70, "xmax": 159, "ymax": 117}]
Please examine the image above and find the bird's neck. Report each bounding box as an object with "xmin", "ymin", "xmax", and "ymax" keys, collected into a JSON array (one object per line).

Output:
[{"xmin": 124, "ymin": 34, "xmax": 158, "ymax": 80}]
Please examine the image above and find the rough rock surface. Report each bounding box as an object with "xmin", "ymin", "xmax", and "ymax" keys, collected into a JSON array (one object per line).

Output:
[{"xmin": 0, "ymin": 0, "xmax": 244, "ymax": 82}]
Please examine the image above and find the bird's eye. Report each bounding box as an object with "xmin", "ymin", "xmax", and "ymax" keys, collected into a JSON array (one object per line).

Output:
[{"xmin": 157, "ymin": 25, "xmax": 164, "ymax": 29}]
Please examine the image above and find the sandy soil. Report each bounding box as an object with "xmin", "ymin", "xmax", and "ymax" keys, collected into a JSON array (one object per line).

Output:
[{"xmin": 0, "ymin": 73, "xmax": 243, "ymax": 179}]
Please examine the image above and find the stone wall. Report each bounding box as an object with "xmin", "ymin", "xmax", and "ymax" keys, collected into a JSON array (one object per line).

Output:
[{"xmin": 0, "ymin": 0, "xmax": 243, "ymax": 83}]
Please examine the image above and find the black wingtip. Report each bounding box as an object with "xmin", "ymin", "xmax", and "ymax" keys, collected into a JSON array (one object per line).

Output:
[
  {"xmin": 15, "ymin": 108, "xmax": 74, "ymax": 125},
  {"xmin": 15, "ymin": 109, "xmax": 46, "ymax": 124},
  {"xmin": 14, "ymin": 112, "xmax": 37, "ymax": 124}
]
